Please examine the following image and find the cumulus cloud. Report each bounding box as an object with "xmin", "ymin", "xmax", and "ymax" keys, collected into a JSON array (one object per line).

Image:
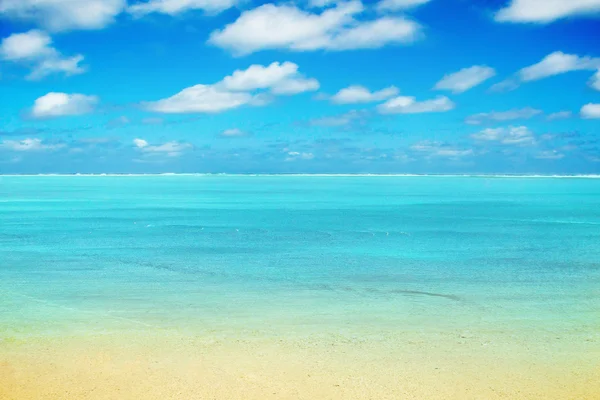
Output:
[
  {"xmin": 144, "ymin": 62, "xmax": 318, "ymax": 113},
  {"xmin": 519, "ymin": 51, "xmax": 600, "ymax": 82},
  {"xmin": 465, "ymin": 107, "xmax": 542, "ymax": 125},
  {"xmin": 133, "ymin": 138, "xmax": 149, "ymax": 148},
  {"xmin": 219, "ymin": 128, "xmax": 248, "ymax": 137},
  {"xmin": 589, "ymin": 70, "xmax": 600, "ymax": 90},
  {"xmin": 471, "ymin": 126, "xmax": 536, "ymax": 146},
  {"xmin": 0, "ymin": 30, "xmax": 54, "ymax": 61},
  {"xmin": 410, "ymin": 140, "xmax": 473, "ymax": 158},
  {"xmin": 145, "ymin": 85, "xmax": 255, "ymax": 113},
  {"xmin": 0, "ymin": 138, "xmax": 65, "ymax": 152},
  {"xmin": 128, "ymin": 0, "xmax": 238, "ymax": 16},
  {"xmin": 546, "ymin": 111, "xmax": 572, "ymax": 120},
  {"xmin": 490, "ymin": 51, "xmax": 600, "ymax": 92},
  {"xmin": 0, "ymin": 30, "xmax": 85, "ymax": 80},
  {"xmin": 133, "ymin": 138, "xmax": 193, "ymax": 157},
  {"xmin": 581, "ymin": 103, "xmax": 600, "ymax": 119},
  {"xmin": 222, "ymin": 62, "xmax": 319, "ymax": 95},
  {"xmin": 377, "ymin": 95, "xmax": 454, "ymax": 114},
  {"xmin": 31, "ymin": 92, "xmax": 98, "ymax": 119},
  {"xmin": 330, "ymin": 85, "xmax": 399, "ymax": 104},
  {"xmin": 376, "ymin": 0, "xmax": 431, "ymax": 12},
  {"xmin": 270, "ymin": 78, "xmax": 320, "ymax": 95},
  {"xmin": 0, "ymin": 0, "xmax": 125, "ymax": 32},
  {"xmin": 495, "ymin": 0, "xmax": 600, "ymax": 24},
  {"xmin": 208, "ymin": 2, "xmax": 421, "ymax": 55},
  {"xmin": 434, "ymin": 65, "xmax": 496, "ymax": 94}
]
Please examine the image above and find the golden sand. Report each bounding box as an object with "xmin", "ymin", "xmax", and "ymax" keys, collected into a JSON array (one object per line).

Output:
[{"xmin": 1, "ymin": 331, "xmax": 598, "ymax": 400}]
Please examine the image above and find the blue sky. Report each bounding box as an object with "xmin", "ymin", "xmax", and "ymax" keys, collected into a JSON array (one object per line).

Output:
[{"xmin": 1, "ymin": 0, "xmax": 599, "ymax": 174}]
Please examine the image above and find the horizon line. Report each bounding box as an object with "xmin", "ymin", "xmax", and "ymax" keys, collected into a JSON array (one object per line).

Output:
[{"xmin": 2, "ymin": 173, "xmax": 600, "ymax": 178}]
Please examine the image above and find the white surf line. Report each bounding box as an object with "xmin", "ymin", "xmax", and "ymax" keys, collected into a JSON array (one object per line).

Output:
[{"xmin": 4, "ymin": 289, "xmax": 156, "ymax": 328}]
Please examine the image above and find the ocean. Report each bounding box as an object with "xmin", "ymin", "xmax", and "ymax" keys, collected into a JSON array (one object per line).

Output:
[{"xmin": 1, "ymin": 175, "xmax": 599, "ymax": 399}]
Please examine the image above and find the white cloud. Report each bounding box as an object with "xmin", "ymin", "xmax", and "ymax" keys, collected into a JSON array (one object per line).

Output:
[
  {"xmin": 326, "ymin": 16, "xmax": 420, "ymax": 50},
  {"xmin": 471, "ymin": 126, "xmax": 536, "ymax": 146},
  {"xmin": 0, "ymin": 30, "xmax": 53, "ymax": 60},
  {"xmin": 0, "ymin": 0, "xmax": 126, "ymax": 32},
  {"xmin": 31, "ymin": 92, "xmax": 98, "ymax": 119},
  {"xmin": 270, "ymin": 78, "xmax": 320, "ymax": 95},
  {"xmin": 434, "ymin": 65, "xmax": 496, "ymax": 93},
  {"xmin": 208, "ymin": 2, "xmax": 421, "ymax": 55},
  {"xmin": 220, "ymin": 128, "xmax": 247, "ymax": 137},
  {"xmin": 581, "ymin": 103, "xmax": 600, "ymax": 119},
  {"xmin": 0, "ymin": 138, "xmax": 65, "ymax": 152},
  {"xmin": 589, "ymin": 70, "xmax": 600, "ymax": 90},
  {"xmin": 519, "ymin": 51, "xmax": 600, "ymax": 82},
  {"xmin": 285, "ymin": 151, "xmax": 315, "ymax": 161},
  {"xmin": 221, "ymin": 61, "xmax": 319, "ymax": 95},
  {"xmin": 377, "ymin": 0, "xmax": 431, "ymax": 12},
  {"xmin": 29, "ymin": 54, "xmax": 85, "ymax": 80},
  {"xmin": 547, "ymin": 111, "xmax": 572, "ymax": 120},
  {"xmin": 491, "ymin": 52, "xmax": 600, "ymax": 92},
  {"xmin": 222, "ymin": 62, "xmax": 299, "ymax": 91},
  {"xmin": 495, "ymin": 0, "xmax": 600, "ymax": 23},
  {"xmin": 410, "ymin": 140, "xmax": 473, "ymax": 158},
  {"xmin": 128, "ymin": 0, "xmax": 238, "ymax": 16},
  {"xmin": 144, "ymin": 85, "xmax": 254, "ymax": 113},
  {"xmin": 144, "ymin": 62, "xmax": 317, "ymax": 113},
  {"xmin": 0, "ymin": 30, "xmax": 85, "ymax": 80},
  {"xmin": 133, "ymin": 138, "xmax": 149, "ymax": 148},
  {"xmin": 465, "ymin": 107, "xmax": 542, "ymax": 125},
  {"xmin": 377, "ymin": 95, "xmax": 454, "ymax": 114},
  {"xmin": 330, "ymin": 85, "xmax": 399, "ymax": 104},
  {"xmin": 133, "ymin": 138, "xmax": 193, "ymax": 157},
  {"xmin": 535, "ymin": 150, "xmax": 565, "ymax": 160}
]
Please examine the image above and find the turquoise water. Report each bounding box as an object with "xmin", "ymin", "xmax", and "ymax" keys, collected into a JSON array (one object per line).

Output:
[{"xmin": 1, "ymin": 176, "xmax": 599, "ymax": 340}]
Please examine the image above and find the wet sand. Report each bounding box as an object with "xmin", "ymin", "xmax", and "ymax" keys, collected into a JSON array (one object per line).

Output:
[{"xmin": 2, "ymin": 331, "xmax": 598, "ymax": 400}]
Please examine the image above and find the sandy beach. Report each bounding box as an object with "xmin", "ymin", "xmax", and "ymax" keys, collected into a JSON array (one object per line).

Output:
[{"xmin": 2, "ymin": 329, "xmax": 598, "ymax": 400}]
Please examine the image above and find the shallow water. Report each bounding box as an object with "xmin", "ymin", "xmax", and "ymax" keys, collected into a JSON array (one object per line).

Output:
[{"xmin": 1, "ymin": 176, "xmax": 599, "ymax": 341}]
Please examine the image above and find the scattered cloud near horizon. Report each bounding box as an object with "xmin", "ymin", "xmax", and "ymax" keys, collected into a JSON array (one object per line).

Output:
[
  {"xmin": 377, "ymin": 96, "xmax": 454, "ymax": 114},
  {"xmin": 330, "ymin": 85, "xmax": 399, "ymax": 104},
  {"xmin": 471, "ymin": 126, "xmax": 537, "ymax": 146},
  {"xmin": 466, "ymin": 107, "xmax": 542, "ymax": 125},
  {"xmin": 133, "ymin": 138, "xmax": 193, "ymax": 157}
]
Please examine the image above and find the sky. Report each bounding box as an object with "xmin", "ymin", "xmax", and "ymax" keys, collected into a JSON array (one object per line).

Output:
[{"xmin": 0, "ymin": 0, "xmax": 599, "ymax": 174}]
